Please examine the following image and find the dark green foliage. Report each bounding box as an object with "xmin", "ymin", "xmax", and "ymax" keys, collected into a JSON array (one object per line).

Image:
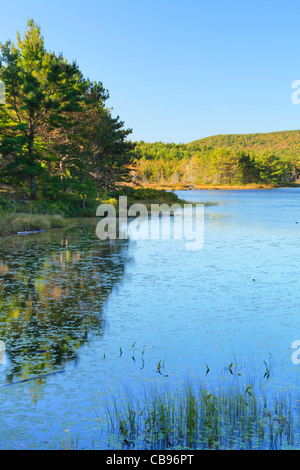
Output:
[
  {"xmin": 0, "ymin": 196, "xmax": 15, "ymax": 212},
  {"xmin": 108, "ymin": 186, "xmax": 181, "ymax": 205},
  {"xmin": 0, "ymin": 20, "xmax": 133, "ymax": 208},
  {"xmin": 238, "ymin": 152, "xmax": 260, "ymax": 183}
]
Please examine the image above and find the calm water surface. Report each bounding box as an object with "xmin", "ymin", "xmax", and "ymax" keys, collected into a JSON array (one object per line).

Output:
[{"xmin": 0, "ymin": 188, "xmax": 300, "ymax": 449}]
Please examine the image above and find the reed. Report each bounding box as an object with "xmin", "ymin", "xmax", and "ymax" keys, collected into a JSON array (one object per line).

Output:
[{"xmin": 103, "ymin": 382, "xmax": 300, "ymax": 450}]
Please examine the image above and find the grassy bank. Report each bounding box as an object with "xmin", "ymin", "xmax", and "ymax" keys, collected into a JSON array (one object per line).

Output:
[
  {"xmin": 0, "ymin": 187, "xmax": 189, "ymax": 237},
  {"xmin": 0, "ymin": 213, "xmax": 68, "ymax": 237}
]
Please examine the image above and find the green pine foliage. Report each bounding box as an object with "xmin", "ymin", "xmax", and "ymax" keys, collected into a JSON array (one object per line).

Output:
[{"xmin": 0, "ymin": 20, "xmax": 134, "ymax": 209}]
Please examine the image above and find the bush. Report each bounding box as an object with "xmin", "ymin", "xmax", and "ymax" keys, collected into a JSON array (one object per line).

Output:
[
  {"xmin": 0, "ymin": 197, "xmax": 16, "ymax": 213},
  {"xmin": 108, "ymin": 187, "xmax": 180, "ymax": 204},
  {"xmin": 15, "ymin": 197, "xmax": 98, "ymax": 218},
  {"xmin": 132, "ymin": 188, "xmax": 180, "ymax": 203}
]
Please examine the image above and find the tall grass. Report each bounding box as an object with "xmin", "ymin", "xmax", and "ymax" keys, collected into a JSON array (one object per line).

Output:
[
  {"xmin": 103, "ymin": 382, "xmax": 300, "ymax": 450},
  {"xmin": 0, "ymin": 213, "xmax": 67, "ymax": 236}
]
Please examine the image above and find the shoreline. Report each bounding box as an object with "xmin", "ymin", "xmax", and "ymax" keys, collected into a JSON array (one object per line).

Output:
[
  {"xmin": 0, "ymin": 195, "xmax": 188, "ymax": 238},
  {"xmin": 141, "ymin": 182, "xmax": 300, "ymax": 191},
  {"xmin": 1, "ymin": 183, "xmax": 298, "ymax": 238}
]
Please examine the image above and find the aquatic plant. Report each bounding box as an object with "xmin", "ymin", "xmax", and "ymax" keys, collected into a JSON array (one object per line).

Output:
[{"xmin": 103, "ymin": 382, "xmax": 300, "ymax": 450}]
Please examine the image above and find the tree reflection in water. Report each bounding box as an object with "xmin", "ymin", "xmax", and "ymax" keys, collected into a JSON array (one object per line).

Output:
[{"xmin": 0, "ymin": 225, "xmax": 131, "ymax": 384}]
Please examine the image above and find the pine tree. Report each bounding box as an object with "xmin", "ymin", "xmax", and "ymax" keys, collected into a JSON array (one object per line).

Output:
[
  {"xmin": 0, "ymin": 19, "xmax": 88, "ymax": 200},
  {"xmin": 0, "ymin": 20, "xmax": 134, "ymax": 207}
]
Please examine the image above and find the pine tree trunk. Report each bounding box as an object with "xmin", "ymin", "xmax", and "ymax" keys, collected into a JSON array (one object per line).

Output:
[
  {"xmin": 29, "ymin": 131, "xmax": 37, "ymax": 200},
  {"xmin": 30, "ymin": 176, "xmax": 37, "ymax": 201}
]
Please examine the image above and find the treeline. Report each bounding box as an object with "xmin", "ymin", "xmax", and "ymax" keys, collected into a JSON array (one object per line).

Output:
[
  {"xmin": 133, "ymin": 141, "xmax": 300, "ymax": 186},
  {"xmin": 0, "ymin": 20, "xmax": 134, "ymax": 215}
]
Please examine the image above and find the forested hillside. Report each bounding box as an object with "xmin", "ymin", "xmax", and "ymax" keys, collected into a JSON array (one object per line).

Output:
[
  {"xmin": 133, "ymin": 132, "xmax": 300, "ymax": 187},
  {"xmin": 189, "ymin": 130, "xmax": 300, "ymax": 161}
]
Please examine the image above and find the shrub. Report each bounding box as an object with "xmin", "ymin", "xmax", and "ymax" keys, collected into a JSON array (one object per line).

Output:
[{"xmin": 0, "ymin": 197, "xmax": 16, "ymax": 213}]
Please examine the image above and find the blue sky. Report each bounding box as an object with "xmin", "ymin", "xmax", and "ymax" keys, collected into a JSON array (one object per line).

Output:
[{"xmin": 0, "ymin": 0, "xmax": 299, "ymax": 143}]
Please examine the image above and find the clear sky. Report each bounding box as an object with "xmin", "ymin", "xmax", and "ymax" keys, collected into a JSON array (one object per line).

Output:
[{"xmin": 0, "ymin": 0, "xmax": 299, "ymax": 143}]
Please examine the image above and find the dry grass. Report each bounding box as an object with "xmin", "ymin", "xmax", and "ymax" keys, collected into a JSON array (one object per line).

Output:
[{"xmin": 0, "ymin": 213, "xmax": 67, "ymax": 236}]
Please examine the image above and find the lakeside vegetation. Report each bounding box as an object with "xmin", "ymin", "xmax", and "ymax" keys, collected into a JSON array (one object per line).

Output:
[
  {"xmin": 0, "ymin": 186, "xmax": 186, "ymax": 236},
  {"xmin": 0, "ymin": 213, "xmax": 67, "ymax": 236}
]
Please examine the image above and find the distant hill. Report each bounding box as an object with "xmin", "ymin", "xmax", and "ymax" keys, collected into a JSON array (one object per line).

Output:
[
  {"xmin": 188, "ymin": 130, "xmax": 300, "ymax": 160},
  {"xmin": 133, "ymin": 130, "xmax": 300, "ymax": 186}
]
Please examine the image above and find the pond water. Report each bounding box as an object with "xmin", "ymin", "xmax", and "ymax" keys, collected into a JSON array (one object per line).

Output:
[{"xmin": 0, "ymin": 188, "xmax": 300, "ymax": 449}]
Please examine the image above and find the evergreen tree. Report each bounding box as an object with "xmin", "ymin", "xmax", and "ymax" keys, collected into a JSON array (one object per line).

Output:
[
  {"xmin": 0, "ymin": 19, "xmax": 134, "ymax": 206},
  {"xmin": 0, "ymin": 19, "xmax": 88, "ymax": 200}
]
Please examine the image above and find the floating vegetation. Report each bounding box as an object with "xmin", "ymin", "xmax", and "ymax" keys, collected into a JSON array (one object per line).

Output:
[
  {"xmin": 156, "ymin": 359, "xmax": 168, "ymax": 377},
  {"xmin": 263, "ymin": 360, "xmax": 271, "ymax": 380}
]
